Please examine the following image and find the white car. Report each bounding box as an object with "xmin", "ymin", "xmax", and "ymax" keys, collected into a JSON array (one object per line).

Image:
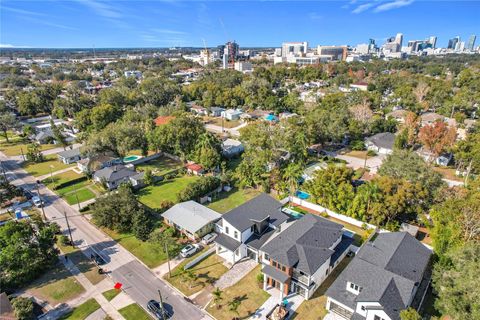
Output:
[
  {"xmin": 180, "ymin": 244, "xmax": 201, "ymax": 258},
  {"xmin": 32, "ymin": 196, "xmax": 43, "ymax": 207},
  {"xmin": 202, "ymin": 233, "xmax": 217, "ymax": 245}
]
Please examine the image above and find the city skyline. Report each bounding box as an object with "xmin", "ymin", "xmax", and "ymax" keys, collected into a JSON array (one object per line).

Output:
[{"xmin": 1, "ymin": 0, "xmax": 479, "ymax": 49}]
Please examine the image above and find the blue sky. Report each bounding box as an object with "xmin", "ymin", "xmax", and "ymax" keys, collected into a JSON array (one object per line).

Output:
[{"xmin": 1, "ymin": 1, "xmax": 479, "ymax": 48}]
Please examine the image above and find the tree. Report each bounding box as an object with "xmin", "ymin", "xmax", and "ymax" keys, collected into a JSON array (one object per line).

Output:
[
  {"xmin": 26, "ymin": 143, "xmax": 44, "ymax": 163},
  {"xmin": 282, "ymin": 162, "xmax": 303, "ymax": 194},
  {"xmin": 454, "ymin": 129, "xmax": 480, "ymax": 184},
  {"xmin": 418, "ymin": 121, "xmax": 457, "ymax": 159},
  {"xmin": 228, "ymin": 299, "xmax": 241, "ymax": 317},
  {"xmin": 149, "ymin": 228, "xmax": 181, "ymax": 261},
  {"xmin": 0, "ymin": 112, "xmax": 16, "ymax": 143},
  {"xmin": 143, "ymin": 168, "xmax": 154, "ymax": 186},
  {"xmin": 399, "ymin": 308, "xmax": 422, "ymax": 320},
  {"xmin": 193, "ymin": 132, "xmax": 222, "ymax": 171},
  {"xmin": 212, "ymin": 287, "xmax": 223, "ymax": 309},
  {"xmin": 12, "ymin": 297, "xmax": 34, "ymax": 320},
  {"xmin": 433, "ymin": 243, "xmax": 480, "ymax": 320},
  {"xmin": 0, "ymin": 221, "xmax": 58, "ymax": 292},
  {"xmin": 50, "ymin": 118, "xmax": 68, "ymax": 150}
]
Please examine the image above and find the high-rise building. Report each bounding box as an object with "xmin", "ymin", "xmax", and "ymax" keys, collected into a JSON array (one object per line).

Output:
[
  {"xmin": 382, "ymin": 33, "xmax": 403, "ymax": 53},
  {"xmin": 222, "ymin": 41, "xmax": 239, "ymax": 69},
  {"xmin": 395, "ymin": 33, "xmax": 403, "ymax": 47},
  {"xmin": 317, "ymin": 46, "xmax": 347, "ymax": 61},
  {"xmin": 429, "ymin": 36, "xmax": 437, "ymax": 49},
  {"xmin": 448, "ymin": 36, "xmax": 460, "ymax": 49},
  {"xmin": 281, "ymin": 42, "xmax": 308, "ymax": 57},
  {"xmin": 467, "ymin": 35, "xmax": 477, "ymax": 51},
  {"xmin": 217, "ymin": 45, "xmax": 225, "ymax": 59}
]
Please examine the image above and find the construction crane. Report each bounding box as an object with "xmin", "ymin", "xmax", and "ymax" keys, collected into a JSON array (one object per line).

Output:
[{"xmin": 202, "ymin": 38, "xmax": 210, "ymax": 65}]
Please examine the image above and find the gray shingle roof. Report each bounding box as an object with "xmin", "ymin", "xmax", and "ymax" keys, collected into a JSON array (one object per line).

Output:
[
  {"xmin": 326, "ymin": 232, "xmax": 432, "ymax": 320},
  {"xmin": 365, "ymin": 132, "xmax": 395, "ymax": 150},
  {"xmin": 214, "ymin": 233, "xmax": 242, "ymax": 252},
  {"xmin": 58, "ymin": 147, "xmax": 81, "ymax": 159},
  {"xmin": 262, "ymin": 264, "xmax": 290, "ymax": 283},
  {"xmin": 222, "ymin": 193, "xmax": 289, "ymax": 231},
  {"xmin": 93, "ymin": 165, "xmax": 137, "ymax": 182},
  {"xmin": 261, "ymin": 214, "xmax": 344, "ymax": 275},
  {"xmin": 161, "ymin": 201, "xmax": 221, "ymax": 234}
]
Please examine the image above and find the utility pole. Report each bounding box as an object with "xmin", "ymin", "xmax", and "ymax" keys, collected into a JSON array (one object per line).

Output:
[
  {"xmin": 63, "ymin": 209, "xmax": 74, "ymax": 247},
  {"xmin": 36, "ymin": 180, "xmax": 47, "ymax": 221},
  {"xmin": 0, "ymin": 160, "xmax": 7, "ymax": 180},
  {"xmin": 164, "ymin": 242, "xmax": 171, "ymax": 278},
  {"xmin": 158, "ymin": 290, "xmax": 167, "ymax": 320},
  {"xmin": 75, "ymin": 189, "xmax": 81, "ymax": 211},
  {"xmin": 20, "ymin": 147, "xmax": 25, "ymax": 161}
]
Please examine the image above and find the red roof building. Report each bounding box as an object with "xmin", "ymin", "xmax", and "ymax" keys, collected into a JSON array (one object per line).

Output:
[
  {"xmin": 154, "ymin": 116, "xmax": 175, "ymax": 126},
  {"xmin": 186, "ymin": 163, "xmax": 205, "ymax": 175}
]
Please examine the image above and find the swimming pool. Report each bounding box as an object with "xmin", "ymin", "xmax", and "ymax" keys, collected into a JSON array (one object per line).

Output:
[
  {"xmin": 295, "ymin": 190, "xmax": 311, "ymax": 200},
  {"xmin": 282, "ymin": 207, "xmax": 304, "ymax": 219},
  {"xmin": 123, "ymin": 155, "xmax": 142, "ymax": 163}
]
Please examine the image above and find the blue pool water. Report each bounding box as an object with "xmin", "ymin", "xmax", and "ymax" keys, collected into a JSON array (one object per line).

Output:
[
  {"xmin": 123, "ymin": 155, "xmax": 142, "ymax": 163},
  {"xmin": 282, "ymin": 207, "xmax": 304, "ymax": 219},
  {"xmin": 343, "ymin": 230, "xmax": 355, "ymax": 238},
  {"xmin": 295, "ymin": 190, "xmax": 311, "ymax": 199}
]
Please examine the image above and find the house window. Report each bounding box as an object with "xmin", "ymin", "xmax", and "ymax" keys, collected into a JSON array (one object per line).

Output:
[
  {"xmin": 264, "ymin": 253, "xmax": 269, "ymax": 260},
  {"xmin": 225, "ymin": 226, "xmax": 229, "ymax": 235},
  {"xmin": 281, "ymin": 266, "xmax": 286, "ymax": 272},
  {"xmin": 272, "ymin": 261, "xmax": 277, "ymax": 267},
  {"xmin": 234, "ymin": 231, "xmax": 238, "ymax": 239},
  {"xmin": 349, "ymin": 282, "xmax": 362, "ymax": 294}
]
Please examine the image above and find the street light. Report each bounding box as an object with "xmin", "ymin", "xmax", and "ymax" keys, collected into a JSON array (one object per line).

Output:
[
  {"xmin": 36, "ymin": 180, "xmax": 47, "ymax": 221},
  {"xmin": 49, "ymin": 165, "xmax": 55, "ymax": 187}
]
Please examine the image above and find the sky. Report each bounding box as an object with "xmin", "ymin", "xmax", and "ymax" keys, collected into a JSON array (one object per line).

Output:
[{"xmin": 1, "ymin": 0, "xmax": 479, "ymax": 49}]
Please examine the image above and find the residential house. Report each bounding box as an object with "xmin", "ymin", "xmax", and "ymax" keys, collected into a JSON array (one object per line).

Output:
[
  {"xmin": 124, "ymin": 70, "xmax": 142, "ymax": 78},
  {"xmin": 210, "ymin": 107, "xmax": 225, "ymax": 117},
  {"xmin": 386, "ymin": 110, "xmax": 409, "ymax": 124},
  {"xmin": 0, "ymin": 293, "xmax": 15, "ymax": 320},
  {"xmin": 153, "ymin": 116, "xmax": 175, "ymax": 126},
  {"xmin": 420, "ymin": 112, "xmax": 445, "ymax": 126},
  {"xmin": 162, "ymin": 201, "xmax": 221, "ymax": 240},
  {"xmin": 325, "ymin": 232, "xmax": 432, "ymax": 320},
  {"xmin": 214, "ymin": 193, "xmax": 290, "ymax": 265},
  {"xmin": 186, "ymin": 163, "xmax": 205, "ymax": 176},
  {"xmin": 279, "ymin": 111, "xmax": 298, "ymax": 119},
  {"xmin": 365, "ymin": 132, "xmax": 395, "ymax": 155},
  {"xmin": 34, "ymin": 130, "xmax": 55, "ymax": 144},
  {"xmin": 78, "ymin": 154, "xmax": 121, "ymax": 173},
  {"xmin": 260, "ymin": 214, "xmax": 354, "ymax": 300},
  {"xmin": 57, "ymin": 147, "xmax": 83, "ymax": 164},
  {"xmin": 221, "ymin": 109, "xmax": 243, "ymax": 121},
  {"xmin": 93, "ymin": 165, "xmax": 144, "ymax": 190},
  {"xmin": 350, "ymin": 81, "xmax": 369, "ymax": 91},
  {"xmin": 221, "ymin": 139, "xmax": 244, "ymax": 157},
  {"xmin": 190, "ymin": 104, "xmax": 208, "ymax": 116},
  {"xmin": 302, "ymin": 161, "xmax": 328, "ymax": 181}
]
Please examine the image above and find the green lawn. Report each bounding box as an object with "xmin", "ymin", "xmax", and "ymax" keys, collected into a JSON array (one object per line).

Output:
[
  {"xmin": 118, "ymin": 304, "xmax": 151, "ymax": 320},
  {"xmin": 292, "ymin": 256, "xmax": 352, "ymax": 320},
  {"xmin": 207, "ymin": 187, "xmax": 260, "ymax": 213},
  {"xmin": 101, "ymin": 227, "xmax": 168, "ymax": 268},
  {"xmin": 60, "ymin": 298, "xmax": 100, "ymax": 320},
  {"xmin": 138, "ymin": 175, "xmax": 200, "ymax": 208},
  {"xmin": 42, "ymin": 170, "xmax": 98, "ymax": 205},
  {"xmin": 136, "ymin": 157, "xmax": 183, "ymax": 176},
  {"xmin": 166, "ymin": 251, "xmax": 228, "ymax": 296},
  {"xmin": 102, "ymin": 289, "xmax": 121, "ymax": 301},
  {"xmin": 22, "ymin": 154, "xmax": 75, "ymax": 177},
  {"xmin": 26, "ymin": 261, "xmax": 85, "ymax": 305},
  {"xmin": 0, "ymin": 139, "xmax": 58, "ymax": 156},
  {"xmin": 206, "ymin": 265, "xmax": 270, "ymax": 320},
  {"xmin": 64, "ymin": 188, "xmax": 96, "ymax": 205},
  {"xmin": 205, "ymin": 117, "xmax": 242, "ymax": 128}
]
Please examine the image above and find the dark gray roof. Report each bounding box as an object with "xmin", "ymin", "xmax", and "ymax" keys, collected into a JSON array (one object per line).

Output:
[
  {"xmin": 261, "ymin": 214, "xmax": 344, "ymax": 275},
  {"xmin": 58, "ymin": 147, "xmax": 81, "ymax": 159},
  {"xmin": 330, "ymin": 235, "xmax": 354, "ymax": 267},
  {"xmin": 222, "ymin": 193, "xmax": 289, "ymax": 231},
  {"xmin": 214, "ymin": 233, "xmax": 241, "ymax": 252},
  {"xmin": 326, "ymin": 232, "xmax": 432, "ymax": 320},
  {"xmin": 365, "ymin": 132, "xmax": 395, "ymax": 150},
  {"xmin": 244, "ymin": 226, "xmax": 276, "ymax": 250},
  {"xmin": 93, "ymin": 165, "xmax": 137, "ymax": 182},
  {"xmin": 262, "ymin": 264, "xmax": 290, "ymax": 283}
]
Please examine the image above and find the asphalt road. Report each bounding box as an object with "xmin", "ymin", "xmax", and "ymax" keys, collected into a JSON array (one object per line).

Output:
[{"xmin": 0, "ymin": 154, "xmax": 211, "ymax": 320}]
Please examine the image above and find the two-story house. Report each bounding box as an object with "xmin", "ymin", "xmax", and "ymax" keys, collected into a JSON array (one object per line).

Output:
[
  {"xmin": 259, "ymin": 214, "xmax": 354, "ymax": 300},
  {"xmin": 325, "ymin": 232, "xmax": 432, "ymax": 320},
  {"xmin": 214, "ymin": 193, "xmax": 290, "ymax": 265}
]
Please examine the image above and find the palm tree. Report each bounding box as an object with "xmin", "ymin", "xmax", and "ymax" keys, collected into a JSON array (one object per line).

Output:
[
  {"xmin": 212, "ymin": 287, "xmax": 223, "ymax": 309},
  {"xmin": 282, "ymin": 162, "xmax": 304, "ymax": 195},
  {"xmin": 228, "ymin": 299, "xmax": 241, "ymax": 318}
]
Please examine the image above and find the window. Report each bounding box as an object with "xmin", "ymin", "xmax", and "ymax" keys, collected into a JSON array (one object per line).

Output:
[
  {"xmin": 225, "ymin": 226, "xmax": 229, "ymax": 234},
  {"xmin": 234, "ymin": 231, "xmax": 238, "ymax": 239},
  {"xmin": 348, "ymin": 282, "xmax": 362, "ymax": 294},
  {"xmin": 281, "ymin": 266, "xmax": 286, "ymax": 272},
  {"xmin": 272, "ymin": 261, "xmax": 277, "ymax": 267},
  {"xmin": 251, "ymin": 226, "xmax": 255, "ymax": 232},
  {"xmin": 264, "ymin": 253, "xmax": 269, "ymax": 261}
]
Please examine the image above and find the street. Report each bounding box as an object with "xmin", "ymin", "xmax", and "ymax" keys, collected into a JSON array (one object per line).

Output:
[{"xmin": 0, "ymin": 153, "xmax": 211, "ymax": 320}]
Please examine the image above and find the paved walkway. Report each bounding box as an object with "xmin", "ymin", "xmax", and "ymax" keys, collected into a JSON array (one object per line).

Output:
[
  {"xmin": 214, "ymin": 259, "xmax": 257, "ymax": 289},
  {"xmin": 153, "ymin": 256, "xmax": 185, "ymax": 277},
  {"xmin": 85, "ymin": 308, "xmax": 107, "ymax": 320},
  {"xmin": 250, "ymin": 288, "xmax": 304, "ymax": 320}
]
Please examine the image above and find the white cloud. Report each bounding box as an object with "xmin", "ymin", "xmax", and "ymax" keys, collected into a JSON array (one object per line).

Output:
[
  {"xmin": 352, "ymin": 3, "xmax": 375, "ymax": 14},
  {"xmin": 77, "ymin": 0, "xmax": 122, "ymax": 18},
  {"xmin": 1, "ymin": 6, "xmax": 45, "ymax": 16},
  {"xmin": 374, "ymin": 0, "xmax": 414, "ymax": 12},
  {"xmin": 0, "ymin": 43, "xmax": 30, "ymax": 48},
  {"xmin": 152, "ymin": 28, "xmax": 186, "ymax": 35}
]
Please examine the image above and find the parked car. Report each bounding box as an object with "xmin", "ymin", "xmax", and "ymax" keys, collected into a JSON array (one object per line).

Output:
[
  {"xmin": 32, "ymin": 196, "xmax": 43, "ymax": 207},
  {"xmin": 21, "ymin": 187, "xmax": 34, "ymax": 200},
  {"xmin": 91, "ymin": 253, "xmax": 106, "ymax": 265},
  {"xmin": 147, "ymin": 299, "xmax": 171, "ymax": 319},
  {"xmin": 180, "ymin": 244, "xmax": 201, "ymax": 258},
  {"xmin": 202, "ymin": 233, "xmax": 217, "ymax": 245}
]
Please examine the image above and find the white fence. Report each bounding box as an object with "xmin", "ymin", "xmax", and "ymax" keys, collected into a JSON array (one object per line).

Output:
[{"xmin": 287, "ymin": 196, "xmax": 378, "ymax": 230}]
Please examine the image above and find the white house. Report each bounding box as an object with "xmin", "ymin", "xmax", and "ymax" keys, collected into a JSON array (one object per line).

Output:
[
  {"xmin": 365, "ymin": 132, "xmax": 395, "ymax": 155},
  {"xmin": 221, "ymin": 109, "xmax": 243, "ymax": 121},
  {"xmin": 221, "ymin": 139, "xmax": 244, "ymax": 157}
]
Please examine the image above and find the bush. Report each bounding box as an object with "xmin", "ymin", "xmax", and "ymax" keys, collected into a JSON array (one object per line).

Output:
[
  {"xmin": 350, "ymin": 140, "xmax": 366, "ymax": 151},
  {"xmin": 59, "ymin": 235, "xmax": 70, "ymax": 246},
  {"xmin": 53, "ymin": 176, "xmax": 87, "ymax": 190},
  {"xmin": 12, "ymin": 297, "xmax": 34, "ymax": 320},
  {"xmin": 366, "ymin": 150, "xmax": 377, "ymax": 157},
  {"xmin": 256, "ymin": 273, "xmax": 264, "ymax": 284},
  {"xmin": 177, "ymin": 176, "xmax": 221, "ymax": 202}
]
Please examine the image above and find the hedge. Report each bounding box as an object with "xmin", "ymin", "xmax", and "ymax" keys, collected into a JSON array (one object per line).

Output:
[
  {"xmin": 177, "ymin": 176, "xmax": 221, "ymax": 202},
  {"xmin": 53, "ymin": 176, "xmax": 88, "ymax": 190}
]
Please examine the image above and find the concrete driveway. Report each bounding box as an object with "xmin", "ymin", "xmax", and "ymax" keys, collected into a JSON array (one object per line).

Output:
[{"xmin": 336, "ymin": 154, "xmax": 386, "ymax": 173}]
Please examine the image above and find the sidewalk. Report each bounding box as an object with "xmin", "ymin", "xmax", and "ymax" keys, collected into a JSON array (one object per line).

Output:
[
  {"xmin": 36, "ymin": 167, "xmax": 75, "ymax": 182},
  {"xmin": 250, "ymin": 288, "xmax": 303, "ymax": 319},
  {"xmin": 214, "ymin": 259, "xmax": 257, "ymax": 289}
]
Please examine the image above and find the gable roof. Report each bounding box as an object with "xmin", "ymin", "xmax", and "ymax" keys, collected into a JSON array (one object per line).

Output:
[
  {"xmin": 58, "ymin": 147, "xmax": 81, "ymax": 159},
  {"xmin": 261, "ymin": 214, "xmax": 343, "ymax": 274},
  {"xmin": 365, "ymin": 132, "xmax": 395, "ymax": 150},
  {"xmin": 93, "ymin": 165, "xmax": 137, "ymax": 182},
  {"xmin": 222, "ymin": 193, "xmax": 289, "ymax": 232},
  {"xmin": 162, "ymin": 201, "xmax": 221, "ymax": 234},
  {"xmin": 326, "ymin": 232, "xmax": 432, "ymax": 320},
  {"xmin": 154, "ymin": 116, "xmax": 175, "ymax": 126}
]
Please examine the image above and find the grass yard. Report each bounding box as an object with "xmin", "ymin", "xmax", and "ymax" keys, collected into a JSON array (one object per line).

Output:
[
  {"xmin": 206, "ymin": 117, "xmax": 242, "ymax": 128},
  {"xmin": 43, "ymin": 170, "xmax": 98, "ymax": 205},
  {"xmin": 0, "ymin": 138, "xmax": 58, "ymax": 156},
  {"xmin": 136, "ymin": 157, "xmax": 182, "ymax": 176},
  {"xmin": 343, "ymin": 150, "xmax": 373, "ymax": 160},
  {"xmin": 0, "ymin": 212, "xmax": 12, "ymax": 222},
  {"xmin": 60, "ymin": 298, "xmax": 100, "ymax": 320},
  {"xmin": 166, "ymin": 251, "xmax": 228, "ymax": 296},
  {"xmin": 0, "ymin": 131, "xmax": 22, "ymax": 143},
  {"xmin": 292, "ymin": 256, "xmax": 352, "ymax": 320},
  {"xmin": 206, "ymin": 265, "xmax": 270, "ymax": 320},
  {"xmin": 101, "ymin": 227, "xmax": 167, "ymax": 268},
  {"xmin": 207, "ymin": 187, "xmax": 260, "ymax": 213},
  {"xmin": 432, "ymin": 166, "xmax": 464, "ymax": 182},
  {"xmin": 102, "ymin": 289, "xmax": 121, "ymax": 301},
  {"xmin": 22, "ymin": 154, "xmax": 75, "ymax": 177},
  {"xmin": 138, "ymin": 175, "xmax": 199, "ymax": 208},
  {"xmin": 64, "ymin": 188, "xmax": 96, "ymax": 205},
  {"xmin": 118, "ymin": 304, "xmax": 151, "ymax": 320},
  {"xmin": 26, "ymin": 261, "xmax": 85, "ymax": 305}
]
